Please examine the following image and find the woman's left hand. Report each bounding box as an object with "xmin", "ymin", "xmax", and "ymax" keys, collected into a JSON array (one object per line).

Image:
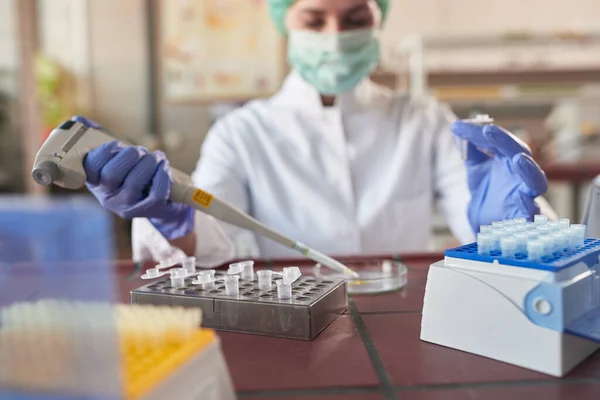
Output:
[{"xmin": 451, "ymin": 121, "xmax": 548, "ymax": 232}]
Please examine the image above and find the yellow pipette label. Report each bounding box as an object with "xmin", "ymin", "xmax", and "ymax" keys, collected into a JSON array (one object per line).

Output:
[{"xmin": 192, "ymin": 189, "xmax": 214, "ymax": 208}]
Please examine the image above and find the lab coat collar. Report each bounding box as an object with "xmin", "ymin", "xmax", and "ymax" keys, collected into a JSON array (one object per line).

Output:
[{"xmin": 271, "ymin": 69, "xmax": 387, "ymax": 115}]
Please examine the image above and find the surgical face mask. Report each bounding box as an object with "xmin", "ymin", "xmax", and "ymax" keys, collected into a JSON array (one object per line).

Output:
[{"xmin": 287, "ymin": 28, "xmax": 380, "ymax": 96}]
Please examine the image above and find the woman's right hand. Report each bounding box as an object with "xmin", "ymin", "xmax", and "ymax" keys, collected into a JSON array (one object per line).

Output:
[{"xmin": 76, "ymin": 116, "xmax": 195, "ymax": 240}]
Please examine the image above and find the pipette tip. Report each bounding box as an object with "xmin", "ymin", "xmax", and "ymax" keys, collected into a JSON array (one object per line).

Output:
[
  {"xmin": 292, "ymin": 242, "xmax": 359, "ymax": 278},
  {"xmin": 302, "ymin": 246, "xmax": 359, "ymax": 278}
]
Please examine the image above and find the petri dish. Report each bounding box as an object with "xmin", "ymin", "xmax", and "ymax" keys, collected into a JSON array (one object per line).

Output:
[{"xmin": 312, "ymin": 260, "xmax": 408, "ymax": 294}]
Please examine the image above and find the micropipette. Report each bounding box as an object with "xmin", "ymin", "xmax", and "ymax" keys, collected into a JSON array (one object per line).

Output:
[{"xmin": 31, "ymin": 120, "xmax": 359, "ymax": 278}]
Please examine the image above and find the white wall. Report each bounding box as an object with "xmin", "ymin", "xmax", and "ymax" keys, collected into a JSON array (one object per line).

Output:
[
  {"xmin": 380, "ymin": 0, "xmax": 600, "ymax": 46},
  {"xmin": 0, "ymin": 0, "xmax": 21, "ymax": 191},
  {"xmin": 37, "ymin": 0, "xmax": 149, "ymax": 143},
  {"xmin": 379, "ymin": 0, "xmax": 600, "ymax": 68},
  {"xmin": 0, "ymin": 0, "xmax": 17, "ymax": 96},
  {"xmin": 0, "ymin": 0, "xmax": 16, "ymax": 71},
  {"xmin": 36, "ymin": 0, "xmax": 206, "ymax": 174},
  {"xmin": 37, "ymin": 0, "xmax": 91, "ymax": 111},
  {"xmin": 88, "ymin": 0, "xmax": 149, "ymax": 142},
  {"xmin": 30, "ymin": 0, "xmax": 600, "ymax": 127},
  {"xmin": 32, "ymin": 0, "xmax": 600, "ymax": 174}
]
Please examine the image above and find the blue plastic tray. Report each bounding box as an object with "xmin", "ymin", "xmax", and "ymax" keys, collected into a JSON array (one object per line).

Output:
[{"xmin": 445, "ymin": 238, "xmax": 600, "ymax": 272}]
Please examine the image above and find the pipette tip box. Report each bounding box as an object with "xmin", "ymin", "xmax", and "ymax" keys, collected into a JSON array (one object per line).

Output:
[
  {"xmin": 0, "ymin": 302, "xmax": 236, "ymax": 400},
  {"xmin": 421, "ymin": 218, "xmax": 600, "ymax": 377},
  {"xmin": 122, "ymin": 329, "xmax": 235, "ymax": 400},
  {"xmin": 131, "ymin": 271, "xmax": 347, "ymax": 340}
]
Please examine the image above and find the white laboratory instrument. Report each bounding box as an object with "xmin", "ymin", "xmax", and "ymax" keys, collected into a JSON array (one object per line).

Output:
[
  {"xmin": 31, "ymin": 120, "xmax": 358, "ymax": 278},
  {"xmin": 421, "ymin": 216, "xmax": 600, "ymax": 377}
]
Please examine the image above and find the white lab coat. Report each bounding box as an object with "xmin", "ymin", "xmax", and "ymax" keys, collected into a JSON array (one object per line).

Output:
[{"xmin": 131, "ymin": 70, "xmax": 476, "ymax": 267}]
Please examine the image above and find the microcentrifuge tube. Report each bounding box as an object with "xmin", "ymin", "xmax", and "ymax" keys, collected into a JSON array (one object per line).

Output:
[
  {"xmin": 490, "ymin": 231, "xmax": 503, "ymax": 252},
  {"xmin": 465, "ymin": 114, "xmax": 494, "ymax": 125},
  {"xmin": 565, "ymin": 228, "xmax": 576, "ymax": 248},
  {"xmin": 228, "ymin": 262, "xmax": 244, "ymax": 275},
  {"xmin": 500, "ymin": 236, "xmax": 517, "ymax": 258},
  {"xmin": 276, "ymin": 279, "xmax": 292, "ymax": 300},
  {"xmin": 548, "ymin": 221, "xmax": 561, "ymax": 232},
  {"xmin": 479, "ymin": 225, "xmax": 492, "ymax": 234},
  {"xmin": 514, "ymin": 232, "xmax": 528, "ymax": 254},
  {"xmin": 257, "ymin": 270, "xmax": 273, "ymax": 291},
  {"xmin": 171, "ymin": 275, "xmax": 185, "ymax": 289},
  {"xmin": 514, "ymin": 224, "xmax": 527, "ymax": 233},
  {"xmin": 528, "ymin": 240, "xmax": 544, "ymax": 260},
  {"xmin": 452, "ymin": 135, "xmax": 469, "ymax": 160},
  {"xmin": 540, "ymin": 236, "xmax": 554, "ymax": 257},
  {"xmin": 141, "ymin": 267, "xmax": 165, "ymax": 280},
  {"xmin": 558, "ymin": 218, "xmax": 570, "ymax": 229},
  {"xmin": 491, "ymin": 225, "xmax": 505, "ymax": 236},
  {"xmin": 169, "ymin": 268, "xmax": 187, "ymax": 288},
  {"xmin": 567, "ymin": 227, "xmax": 584, "ymax": 249},
  {"xmin": 159, "ymin": 257, "xmax": 179, "ymax": 269},
  {"xmin": 477, "ymin": 233, "xmax": 493, "ymax": 255},
  {"xmin": 537, "ymin": 225, "xmax": 553, "ymax": 236},
  {"xmin": 193, "ymin": 270, "xmax": 215, "ymax": 285},
  {"xmin": 570, "ymin": 224, "xmax": 587, "ymax": 247},
  {"xmin": 552, "ymin": 232, "xmax": 567, "ymax": 252},
  {"xmin": 239, "ymin": 261, "xmax": 255, "ymax": 281},
  {"xmin": 534, "ymin": 215, "xmax": 548, "ymax": 224},
  {"xmin": 510, "ymin": 225, "xmax": 524, "ymax": 235},
  {"xmin": 170, "ymin": 268, "xmax": 187, "ymax": 278},
  {"xmin": 282, "ymin": 267, "xmax": 301, "ymax": 284},
  {"xmin": 563, "ymin": 232, "xmax": 573, "ymax": 250},
  {"xmin": 514, "ymin": 218, "xmax": 526, "ymax": 225},
  {"xmin": 224, "ymin": 275, "xmax": 240, "ymax": 297},
  {"xmin": 455, "ymin": 115, "xmax": 494, "ymax": 159},
  {"xmin": 182, "ymin": 257, "xmax": 196, "ymax": 274},
  {"xmin": 526, "ymin": 231, "xmax": 539, "ymax": 241}
]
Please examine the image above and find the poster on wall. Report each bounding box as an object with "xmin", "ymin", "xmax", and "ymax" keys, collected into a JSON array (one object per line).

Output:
[{"xmin": 160, "ymin": 0, "xmax": 287, "ymax": 103}]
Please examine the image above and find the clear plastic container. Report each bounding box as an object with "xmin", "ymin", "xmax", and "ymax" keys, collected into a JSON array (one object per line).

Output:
[{"xmin": 312, "ymin": 260, "xmax": 408, "ymax": 294}]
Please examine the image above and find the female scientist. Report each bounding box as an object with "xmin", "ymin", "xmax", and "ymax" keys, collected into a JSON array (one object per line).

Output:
[{"xmin": 76, "ymin": 0, "xmax": 551, "ymax": 266}]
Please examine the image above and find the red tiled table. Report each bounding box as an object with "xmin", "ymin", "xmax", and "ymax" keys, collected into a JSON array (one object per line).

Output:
[{"xmin": 114, "ymin": 254, "xmax": 600, "ymax": 400}]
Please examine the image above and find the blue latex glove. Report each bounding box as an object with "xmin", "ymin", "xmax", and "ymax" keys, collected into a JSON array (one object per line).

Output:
[
  {"xmin": 451, "ymin": 122, "xmax": 548, "ymax": 232},
  {"xmin": 72, "ymin": 116, "xmax": 194, "ymax": 240}
]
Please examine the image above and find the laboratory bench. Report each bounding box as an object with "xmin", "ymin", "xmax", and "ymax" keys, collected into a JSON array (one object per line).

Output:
[{"xmin": 110, "ymin": 254, "xmax": 600, "ymax": 400}]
